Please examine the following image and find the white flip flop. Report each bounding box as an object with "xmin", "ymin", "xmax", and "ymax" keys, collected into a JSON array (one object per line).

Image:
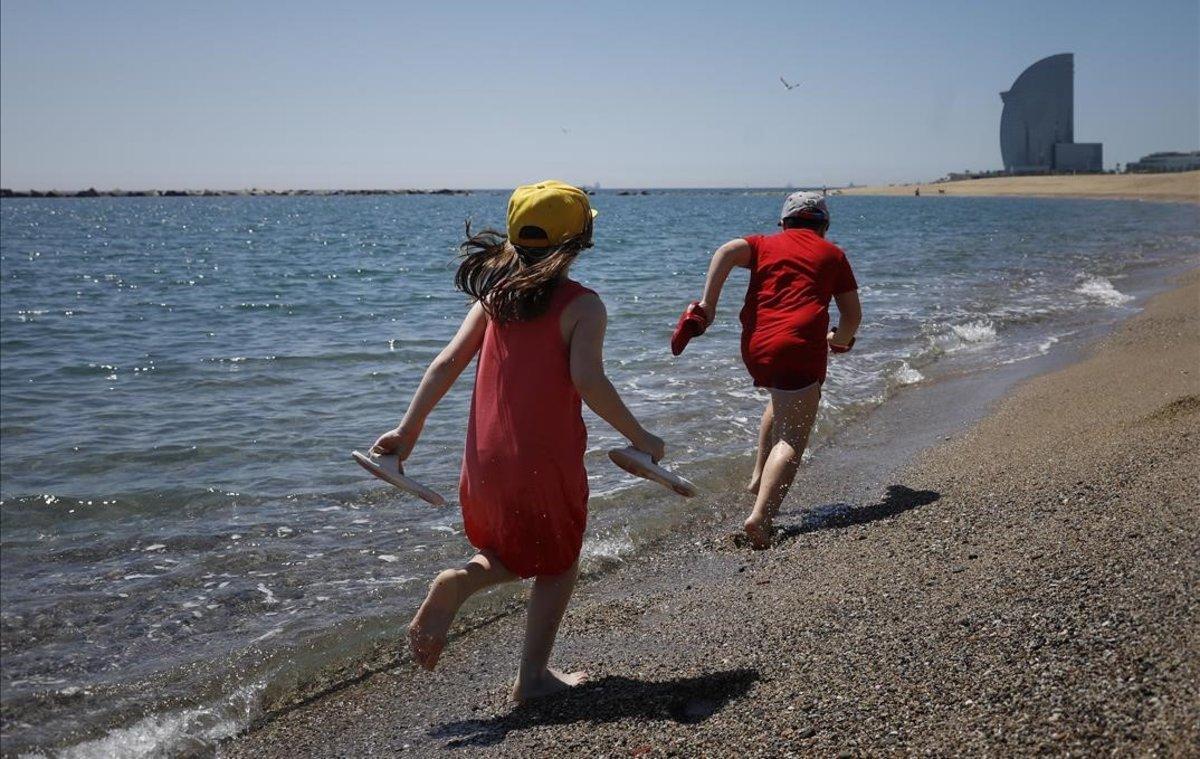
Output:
[
  {"xmin": 351, "ymin": 451, "xmax": 447, "ymax": 506},
  {"xmin": 608, "ymin": 447, "xmax": 698, "ymax": 498}
]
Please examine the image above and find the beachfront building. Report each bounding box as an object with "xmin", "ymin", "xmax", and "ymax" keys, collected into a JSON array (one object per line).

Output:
[
  {"xmin": 1000, "ymin": 53, "xmax": 1103, "ymax": 173},
  {"xmin": 1125, "ymin": 151, "xmax": 1200, "ymax": 173}
]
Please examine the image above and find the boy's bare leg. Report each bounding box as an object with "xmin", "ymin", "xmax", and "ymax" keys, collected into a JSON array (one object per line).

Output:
[
  {"xmin": 743, "ymin": 384, "xmax": 821, "ymax": 549},
  {"xmin": 747, "ymin": 398, "xmax": 775, "ymax": 494},
  {"xmin": 409, "ymin": 550, "xmax": 516, "ymax": 670},
  {"xmin": 512, "ymin": 560, "xmax": 587, "ymax": 702}
]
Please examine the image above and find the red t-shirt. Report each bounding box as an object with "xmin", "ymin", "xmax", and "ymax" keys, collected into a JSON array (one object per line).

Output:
[{"xmin": 738, "ymin": 229, "xmax": 858, "ymax": 389}]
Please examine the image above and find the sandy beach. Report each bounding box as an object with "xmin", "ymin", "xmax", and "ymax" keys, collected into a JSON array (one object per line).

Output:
[
  {"xmin": 221, "ymin": 269, "xmax": 1199, "ymax": 757},
  {"xmin": 840, "ymin": 171, "xmax": 1200, "ymax": 202},
  {"xmin": 6, "ymin": 4, "xmax": 1200, "ymax": 756}
]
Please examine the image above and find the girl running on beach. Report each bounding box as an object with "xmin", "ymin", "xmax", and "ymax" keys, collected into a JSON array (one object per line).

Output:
[
  {"xmin": 372, "ymin": 180, "xmax": 665, "ymax": 701},
  {"xmin": 671, "ymin": 192, "xmax": 861, "ymax": 549}
]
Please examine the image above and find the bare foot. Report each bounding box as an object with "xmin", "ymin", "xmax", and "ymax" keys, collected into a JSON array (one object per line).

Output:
[
  {"xmin": 742, "ymin": 516, "xmax": 772, "ymax": 550},
  {"xmin": 407, "ymin": 569, "xmax": 462, "ymax": 670},
  {"xmin": 746, "ymin": 474, "xmax": 761, "ymax": 495},
  {"xmin": 511, "ymin": 668, "xmax": 589, "ymax": 703}
]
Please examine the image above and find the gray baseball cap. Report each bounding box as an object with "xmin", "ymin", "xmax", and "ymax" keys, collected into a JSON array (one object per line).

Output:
[{"xmin": 780, "ymin": 191, "xmax": 829, "ymax": 222}]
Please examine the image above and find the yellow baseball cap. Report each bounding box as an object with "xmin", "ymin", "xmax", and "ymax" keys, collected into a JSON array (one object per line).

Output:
[{"xmin": 507, "ymin": 180, "xmax": 598, "ymax": 248}]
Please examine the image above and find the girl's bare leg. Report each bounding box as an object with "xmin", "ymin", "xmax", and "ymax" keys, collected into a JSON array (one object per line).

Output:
[
  {"xmin": 408, "ymin": 550, "xmax": 516, "ymax": 670},
  {"xmin": 512, "ymin": 560, "xmax": 587, "ymax": 702},
  {"xmin": 743, "ymin": 384, "xmax": 821, "ymax": 549},
  {"xmin": 747, "ymin": 398, "xmax": 775, "ymax": 494}
]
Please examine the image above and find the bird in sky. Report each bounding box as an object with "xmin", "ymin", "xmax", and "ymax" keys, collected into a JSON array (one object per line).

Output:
[
  {"xmin": 779, "ymin": 76, "xmax": 801, "ymax": 91},
  {"xmin": 560, "ymin": 127, "xmax": 570, "ymax": 135}
]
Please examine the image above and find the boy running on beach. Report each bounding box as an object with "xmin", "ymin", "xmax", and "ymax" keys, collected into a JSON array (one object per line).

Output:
[
  {"xmin": 672, "ymin": 192, "xmax": 861, "ymax": 548},
  {"xmin": 372, "ymin": 181, "xmax": 665, "ymax": 701}
]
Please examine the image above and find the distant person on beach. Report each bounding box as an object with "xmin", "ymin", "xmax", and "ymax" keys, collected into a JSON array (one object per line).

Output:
[
  {"xmin": 372, "ymin": 180, "xmax": 665, "ymax": 700},
  {"xmin": 671, "ymin": 191, "xmax": 861, "ymax": 548}
]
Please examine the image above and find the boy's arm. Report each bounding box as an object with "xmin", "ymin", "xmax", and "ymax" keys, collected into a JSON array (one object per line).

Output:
[
  {"xmin": 828, "ymin": 289, "xmax": 862, "ymax": 348},
  {"xmin": 697, "ymin": 238, "xmax": 752, "ymax": 323},
  {"xmin": 373, "ymin": 301, "xmax": 488, "ymax": 461},
  {"xmin": 567, "ymin": 294, "xmax": 666, "ymax": 461}
]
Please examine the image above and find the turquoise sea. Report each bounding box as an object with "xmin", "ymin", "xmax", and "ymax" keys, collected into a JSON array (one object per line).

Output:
[{"xmin": 1, "ymin": 191, "xmax": 1197, "ymax": 755}]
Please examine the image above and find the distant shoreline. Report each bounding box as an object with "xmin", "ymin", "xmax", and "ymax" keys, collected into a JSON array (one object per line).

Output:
[
  {"xmin": 839, "ymin": 170, "xmax": 1200, "ymax": 203},
  {"xmin": 4, "ymin": 173, "xmax": 1197, "ymax": 202},
  {"xmin": 0, "ymin": 188, "xmax": 474, "ymax": 199}
]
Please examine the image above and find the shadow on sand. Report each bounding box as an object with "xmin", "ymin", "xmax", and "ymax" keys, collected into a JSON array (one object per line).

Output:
[
  {"xmin": 775, "ymin": 484, "xmax": 941, "ymax": 540},
  {"xmin": 430, "ymin": 668, "xmax": 759, "ymax": 747}
]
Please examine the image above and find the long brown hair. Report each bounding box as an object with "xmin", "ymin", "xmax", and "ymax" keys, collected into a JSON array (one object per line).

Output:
[{"xmin": 454, "ymin": 220, "xmax": 592, "ymax": 323}]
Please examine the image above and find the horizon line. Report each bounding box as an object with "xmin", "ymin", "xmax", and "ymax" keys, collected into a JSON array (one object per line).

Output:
[{"xmin": 1, "ymin": 184, "xmax": 876, "ymax": 198}]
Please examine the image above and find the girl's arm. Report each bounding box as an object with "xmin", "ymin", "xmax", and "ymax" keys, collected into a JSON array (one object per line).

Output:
[
  {"xmin": 696, "ymin": 238, "xmax": 752, "ymax": 323},
  {"xmin": 372, "ymin": 301, "xmax": 488, "ymax": 462},
  {"xmin": 567, "ymin": 294, "xmax": 666, "ymax": 461},
  {"xmin": 828, "ymin": 289, "xmax": 862, "ymax": 348}
]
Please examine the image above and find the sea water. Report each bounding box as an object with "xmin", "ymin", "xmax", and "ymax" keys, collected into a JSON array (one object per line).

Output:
[{"xmin": 1, "ymin": 192, "xmax": 1197, "ymax": 754}]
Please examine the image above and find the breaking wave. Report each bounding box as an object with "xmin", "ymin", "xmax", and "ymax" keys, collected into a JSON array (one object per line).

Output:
[{"xmin": 1075, "ymin": 275, "xmax": 1133, "ymax": 306}]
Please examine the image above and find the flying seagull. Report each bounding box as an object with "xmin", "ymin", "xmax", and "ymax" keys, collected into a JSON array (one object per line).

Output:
[
  {"xmin": 560, "ymin": 126, "xmax": 570, "ymax": 135},
  {"xmin": 779, "ymin": 76, "xmax": 800, "ymax": 91}
]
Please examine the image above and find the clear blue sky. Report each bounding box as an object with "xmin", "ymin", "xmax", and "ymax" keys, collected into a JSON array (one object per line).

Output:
[{"xmin": 2, "ymin": 0, "xmax": 1196, "ymax": 189}]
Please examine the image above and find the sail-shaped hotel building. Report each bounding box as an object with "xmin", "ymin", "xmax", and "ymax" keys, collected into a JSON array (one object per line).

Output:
[{"xmin": 1000, "ymin": 53, "xmax": 1102, "ymax": 173}]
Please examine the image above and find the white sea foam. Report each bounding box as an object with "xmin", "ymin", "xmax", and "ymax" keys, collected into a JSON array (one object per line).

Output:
[
  {"xmin": 581, "ymin": 533, "xmax": 634, "ymax": 563},
  {"xmin": 931, "ymin": 320, "xmax": 998, "ymax": 354},
  {"xmin": 1038, "ymin": 335, "xmax": 1061, "ymax": 353},
  {"xmin": 358, "ymin": 576, "xmax": 417, "ymax": 587},
  {"xmin": 951, "ymin": 320, "xmax": 997, "ymax": 343},
  {"xmin": 51, "ymin": 683, "xmax": 263, "ymax": 759},
  {"xmin": 587, "ymin": 481, "xmax": 640, "ymax": 500},
  {"xmin": 894, "ymin": 362, "xmax": 924, "ymax": 386},
  {"xmin": 1075, "ymin": 275, "xmax": 1133, "ymax": 306}
]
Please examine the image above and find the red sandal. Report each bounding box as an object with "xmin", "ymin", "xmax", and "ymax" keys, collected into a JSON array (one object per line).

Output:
[{"xmin": 670, "ymin": 301, "xmax": 710, "ymax": 356}]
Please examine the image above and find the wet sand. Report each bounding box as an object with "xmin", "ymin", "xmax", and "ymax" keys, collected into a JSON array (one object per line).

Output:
[
  {"xmin": 840, "ymin": 171, "xmax": 1200, "ymax": 202},
  {"xmin": 225, "ymin": 272, "xmax": 1199, "ymax": 757}
]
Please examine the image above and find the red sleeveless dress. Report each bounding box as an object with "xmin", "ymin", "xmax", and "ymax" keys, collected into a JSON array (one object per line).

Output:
[{"xmin": 459, "ymin": 279, "xmax": 593, "ymax": 578}]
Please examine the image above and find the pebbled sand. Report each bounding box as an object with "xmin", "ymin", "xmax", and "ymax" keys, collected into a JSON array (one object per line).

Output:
[
  {"xmin": 840, "ymin": 171, "xmax": 1200, "ymax": 203},
  {"xmin": 224, "ymin": 272, "xmax": 1199, "ymax": 757}
]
